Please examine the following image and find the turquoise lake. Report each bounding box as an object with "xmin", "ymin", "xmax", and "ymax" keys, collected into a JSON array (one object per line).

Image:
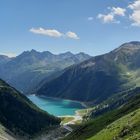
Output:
[{"xmin": 28, "ymin": 95, "xmax": 85, "ymax": 116}]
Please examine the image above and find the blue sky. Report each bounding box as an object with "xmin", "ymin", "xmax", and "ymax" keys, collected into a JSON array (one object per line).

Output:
[{"xmin": 0, "ymin": 0, "xmax": 140, "ymax": 57}]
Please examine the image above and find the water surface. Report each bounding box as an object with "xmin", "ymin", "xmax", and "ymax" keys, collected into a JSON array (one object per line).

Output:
[{"xmin": 28, "ymin": 95, "xmax": 85, "ymax": 116}]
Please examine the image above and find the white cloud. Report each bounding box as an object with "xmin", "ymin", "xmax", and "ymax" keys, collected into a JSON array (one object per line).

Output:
[
  {"xmin": 96, "ymin": 1, "xmax": 140, "ymax": 27},
  {"xmin": 88, "ymin": 17, "xmax": 94, "ymax": 21},
  {"xmin": 30, "ymin": 27, "xmax": 63, "ymax": 38},
  {"xmin": 97, "ymin": 13, "xmax": 114, "ymax": 23},
  {"xmin": 128, "ymin": 0, "xmax": 140, "ymax": 26},
  {"xmin": 130, "ymin": 10, "xmax": 140, "ymax": 26},
  {"xmin": 30, "ymin": 27, "xmax": 80, "ymax": 40},
  {"xmin": 111, "ymin": 7, "xmax": 126, "ymax": 16},
  {"xmin": 128, "ymin": 0, "xmax": 140, "ymax": 10},
  {"xmin": 97, "ymin": 7, "xmax": 126, "ymax": 24},
  {"xmin": 66, "ymin": 31, "xmax": 80, "ymax": 40}
]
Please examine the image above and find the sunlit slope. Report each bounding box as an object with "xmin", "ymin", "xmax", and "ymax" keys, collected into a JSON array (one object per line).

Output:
[
  {"xmin": 88, "ymin": 108, "xmax": 140, "ymax": 140},
  {"xmin": 63, "ymin": 91, "xmax": 140, "ymax": 140}
]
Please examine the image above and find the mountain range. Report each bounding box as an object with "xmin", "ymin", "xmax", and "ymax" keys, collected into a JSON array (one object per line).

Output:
[
  {"xmin": 1, "ymin": 41, "xmax": 140, "ymax": 140},
  {"xmin": 0, "ymin": 50, "xmax": 91, "ymax": 93},
  {"xmin": 0, "ymin": 55, "xmax": 11, "ymax": 65},
  {"xmin": 36, "ymin": 41, "xmax": 140, "ymax": 104}
]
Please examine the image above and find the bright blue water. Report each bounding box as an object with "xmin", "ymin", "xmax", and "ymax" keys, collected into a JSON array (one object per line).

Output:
[{"xmin": 28, "ymin": 95, "xmax": 85, "ymax": 116}]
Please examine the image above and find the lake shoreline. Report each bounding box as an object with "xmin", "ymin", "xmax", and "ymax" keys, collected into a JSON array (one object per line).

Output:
[
  {"xmin": 28, "ymin": 94, "xmax": 89, "ymax": 125},
  {"xmin": 28, "ymin": 94, "xmax": 91, "ymax": 139},
  {"xmin": 35, "ymin": 94, "xmax": 88, "ymax": 108},
  {"xmin": 28, "ymin": 94, "xmax": 87, "ymax": 117}
]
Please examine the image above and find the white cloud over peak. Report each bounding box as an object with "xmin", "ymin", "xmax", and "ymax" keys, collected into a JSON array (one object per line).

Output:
[
  {"xmin": 128, "ymin": 0, "xmax": 140, "ymax": 26},
  {"xmin": 66, "ymin": 31, "xmax": 80, "ymax": 40},
  {"xmin": 30, "ymin": 27, "xmax": 63, "ymax": 38},
  {"xmin": 30, "ymin": 27, "xmax": 80, "ymax": 40}
]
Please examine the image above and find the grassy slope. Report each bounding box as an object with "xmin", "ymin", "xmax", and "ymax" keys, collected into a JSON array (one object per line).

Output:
[
  {"xmin": 0, "ymin": 79, "xmax": 60, "ymax": 137},
  {"xmin": 88, "ymin": 108, "xmax": 140, "ymax": 140},
  {"xmin": 63, "ymin": 94, "xmax": 140, "ymax": 140}
]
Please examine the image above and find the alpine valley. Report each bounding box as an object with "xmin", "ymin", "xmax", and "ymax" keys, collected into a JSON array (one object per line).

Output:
[
  {"xmin": 1, "ymin": 0, "xmax": 140, "ymax": 139},
  {"xmin": 1, "ymin": 42, "xmax": 140, "ymax": 140}
]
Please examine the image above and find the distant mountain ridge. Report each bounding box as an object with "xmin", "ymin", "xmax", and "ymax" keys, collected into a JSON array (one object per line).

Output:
[
  {"xmin": 0, "ymin": 50, "xmax": 91, "ymax": 93},
  {"xmin": 0, "ymin": 55, "xmax": 11, "ymax": 65},
  {"xmin": 35, "ymin": 41, "xmax": 140, "ymax": 103}
]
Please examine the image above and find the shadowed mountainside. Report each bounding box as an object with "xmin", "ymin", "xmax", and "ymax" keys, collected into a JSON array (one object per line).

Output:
[
  {"xmin": 0, "ymin": 79, "xmax": 60, "ymax": 138},
  {"xmin": 36, "ymin": 42, "xmax": 140, "ymax": 103}
]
